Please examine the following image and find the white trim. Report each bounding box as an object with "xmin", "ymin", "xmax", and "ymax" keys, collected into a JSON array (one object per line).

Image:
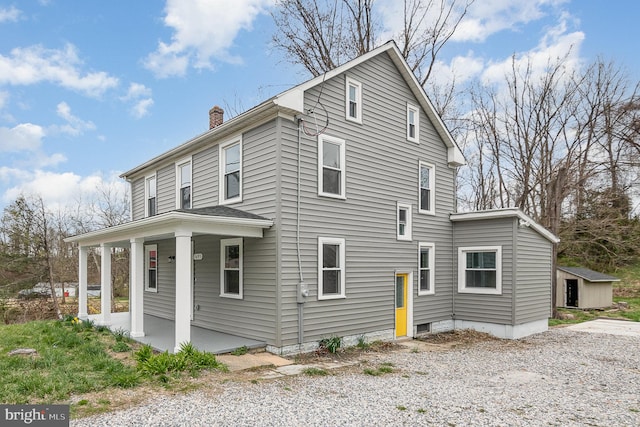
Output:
[
  {"xmin": 418, "ymin": 242, "xmax": 435, "ymax": 295},
  {"xmin": 318, "ymin": 134, "xmax": 346, "ymax": 199},
  {"xmin": 345, "ymin": 76, "xmax": 362, "ymax": 123},
  {"xmin": 318, "ymin": 237, "xmax": 346, "ymax": 300},
  {"xmin": 144, "ymin": 173, "xmax": 157, "ymax": 217},
  {"xmin": 144, "ymin": 244, "xmax": 158, "ymax": 293},
  {"xmin": 218, "ymin": 136, "xmax": 243, "ymax": 205},
  {"xmin": 406, "ymin": 103, "xmax": 419, "ymax": 143},
  {"xmin": 450, "ymin": 208, "xmax": 560, "ymax": 243},
  {"xmin": 418, "ymin": 161, "xmax": 435, "ymax": 215},
  {"xmin": 458, "ymin": 246, "xmax": 502, "ymax": 295},
  {"xmin": 175, "ymin": 156, "xmax": 192, "ymax": 209},
  {"xmin": 65, "ymin": 210, "xmax": 273, "ymax": 247},
  {"xmin": 396, "ymin": 202, "xmax": 412, "ymax": 241},
  {"xmin": 220, "ymin": 238, "xmax": 243, "ymax": 299}
]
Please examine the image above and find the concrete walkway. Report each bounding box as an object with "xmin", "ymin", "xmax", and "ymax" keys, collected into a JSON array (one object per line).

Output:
[{"xmin": 566, "ymin": 318, "xmax": 640, "ymax": 337}]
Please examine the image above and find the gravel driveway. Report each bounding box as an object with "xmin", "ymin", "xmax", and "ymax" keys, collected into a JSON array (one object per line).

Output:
[{"xmin": 72, "ymin": 326, "xmax": 640, "ymax": 426}]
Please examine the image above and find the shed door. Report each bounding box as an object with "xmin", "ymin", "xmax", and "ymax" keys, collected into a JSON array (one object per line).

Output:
[{"xmin": 566, "ymin": 279, "xmax": 578, "ymax": 307}]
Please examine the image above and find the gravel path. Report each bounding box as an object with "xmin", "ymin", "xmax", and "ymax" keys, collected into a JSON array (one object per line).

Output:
[{"xmin": 72, "ymin": 327, "xmax": 640, "ymax": 426}]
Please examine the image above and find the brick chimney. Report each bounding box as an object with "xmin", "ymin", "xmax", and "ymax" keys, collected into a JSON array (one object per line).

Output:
[{"xmin": 209, "ymin": 105, "xmax": 224, "ymax": 129}]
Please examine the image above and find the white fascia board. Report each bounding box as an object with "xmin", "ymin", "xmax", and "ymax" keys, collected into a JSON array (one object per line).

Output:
[
  {"xmin": 65, "ymin": 211, "xmax": 273, "ymax": 247},
  {"xmin": 450, "ymin": 208, "xmax": 560, "ymax": 244}
]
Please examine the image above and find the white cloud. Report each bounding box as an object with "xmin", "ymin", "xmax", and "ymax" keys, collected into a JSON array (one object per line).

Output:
[
  {"xmin": 0, "ymin": 90, "xmax": 8, "ymax": 109},
  {"xmin": 131, "ymin": 98, "xmax": 154, "ymax": 119},
  {"xmin": 144, "ymin": 0, "xmax": 275, "ymax": 78},
  {"xmin": 2, "ymin": 170, "xmax": 128, "ymax": 212},
  {"xmin": 0, "ymin": 44, "xmax": 119, "ymax": 96},
  {"xmin": 52, "ymin": 101, "xmax": 96, "ymax": 136},
  {"xmin": 0, "ymin": 6, "xmax": 21, "ymax": 23},
  {"xmin": 0, "ymin": 123, "xmax": 44, "ymax": 152},
  {"xmin": 481, "ymin": 15, "xmax": 584, "ymax": 85},
  {"xmin": 121, "ymin": 83, "xmax": 154, "ymax": 118},
  {"xmin": 428, "ymin": 52, "xmax": 485, "ymax": 88}
]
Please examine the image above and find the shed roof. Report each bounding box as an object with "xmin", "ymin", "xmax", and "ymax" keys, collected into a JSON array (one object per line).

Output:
[{"xmin": 557, "ymin": 266, "xmax": 620, "ymax": 282}]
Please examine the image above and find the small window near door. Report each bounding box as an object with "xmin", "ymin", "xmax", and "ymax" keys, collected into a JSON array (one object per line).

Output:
[
  {"xmin": 145, "ymin": 244, "xmax": 158, "ymax": 292},
  {"xmin": 220, "ymin": 238, "xmax": 243, "ymax": 299},
  {"xmin": 397, "ymin": 202, "xmax": 412, "ymax": 241},
  {"xmin": 318, "ymin": 237, "xmax": 346, "ymax": 300},
  {"xmin": 418, "ymin": 242, "xmax": 435, "ymax": 295}
]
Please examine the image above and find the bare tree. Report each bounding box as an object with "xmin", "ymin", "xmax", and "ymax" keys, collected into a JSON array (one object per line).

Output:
[{"xmin": 271, "ymin": 0, "xmax": 472, "ymax": 85}]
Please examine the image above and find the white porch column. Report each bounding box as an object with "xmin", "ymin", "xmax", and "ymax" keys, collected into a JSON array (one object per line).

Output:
[
  {"xmin": 129, "ymin": 238, "xmax": 145, "ymax": 337},
  {"xmin": 174, "ymin": 231, "xmax": 192, "ymax": 353},
  {"xmin": 100, "ymin": 243, "xmax": 112, "ymax": 325},
  {"xmin": 78, "ymin": 246, "xmax": 88, "ymax": 319}
]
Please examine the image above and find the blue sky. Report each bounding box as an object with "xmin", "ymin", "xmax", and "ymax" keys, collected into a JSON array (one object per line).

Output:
[{"xmin": 1, "ymin": 0, "xmax": 639, "ymax": 212}]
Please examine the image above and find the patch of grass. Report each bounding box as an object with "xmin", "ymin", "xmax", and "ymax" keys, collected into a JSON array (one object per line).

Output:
[
  {"xmin": 364, "ymin": 362, "xmax": 394, "ymax": 376},
  {"xmin": 134, "ymin": 341, "xmax": 226, "ymax": 380},
  {"xmin": 0, "ymin": 320, "xmax": 139, "ymax": 404},
  {"xmin": 230, "ymin": 345, "xmax": 248, "ymax": 356},
  {"xmin": 417, "ymin": 408, "xmax": 426, "ymax": 413},
  {"xmin": 111, "ymin": 342, "xmax": 131, "ymax": 353},
  {"xmin": 302, "ymin": 367, "xmax": 329, "ymax": 376},
  {"xmin": 356, "ymin": 335, "xmax": 369, "ymax": 350},
  {"xmin": 397, "ymin": 405, "xmax": 407, "ymax": 411}
]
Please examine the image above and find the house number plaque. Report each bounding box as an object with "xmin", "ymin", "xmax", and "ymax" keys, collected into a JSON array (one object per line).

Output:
[{"xmin": 193, "ymin": 253, "xmax": 203, "ymax": 261}]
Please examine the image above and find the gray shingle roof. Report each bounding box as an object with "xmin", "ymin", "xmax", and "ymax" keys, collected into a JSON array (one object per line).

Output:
[
  {"xmin": 557, "ymin": 266, "xmax": 620, "ymax": 282},
  {"xmin": 175, "ymin": 205, "xmax": 270, "ymax": 221}
]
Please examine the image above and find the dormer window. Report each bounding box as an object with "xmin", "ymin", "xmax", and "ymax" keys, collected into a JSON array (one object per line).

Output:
[
  {"xmin": 176, "ymin": 158, "xmax": 191, "ymax": 209},
  {"xmin": 345, "ymin": 77, "xmax": 362, "ymax": 123},
  {"xmin": 145, "ymin": 174, "xmax": 156, "ymax": 217},
  {"xmin": 407, "ymin": 104, "xmax": 419, "ymax": 142}
]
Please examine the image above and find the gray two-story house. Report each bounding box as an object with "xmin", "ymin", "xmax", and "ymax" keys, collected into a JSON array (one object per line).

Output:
[{"xmin": 67, "ymin": 41, "xmax": 559, "ymax": 355}]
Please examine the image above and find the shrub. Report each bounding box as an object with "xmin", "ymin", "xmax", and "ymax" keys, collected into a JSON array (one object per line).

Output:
[{"xmin": 319, "ymin": 336, "xmax": 341, "ymax": 354}]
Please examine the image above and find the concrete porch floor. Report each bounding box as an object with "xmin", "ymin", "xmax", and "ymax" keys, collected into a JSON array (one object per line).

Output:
[{"xmin": 89, "ymin": 312, "xmax": 266, "ymax": 354}]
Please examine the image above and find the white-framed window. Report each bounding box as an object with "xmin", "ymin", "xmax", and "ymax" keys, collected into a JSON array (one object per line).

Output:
[
  {"xmin": 396, "ymin": 202, "xmax": 412, "ymax": 241},
  {"xmin": 345, "ymin": 77, "xmax": 362, "ymax": 123},
  {"xmin": 176, "ymin": 158, "xmax": 192, "ymax": 209},
  {"xmin": 407, "ymin": 103, "xmax": 419, "ymax": 143},
  {"xmin": 219, "ymin": 138, "xmax": 242, "ymax": 204},
  {"xmin": 220, "ymin": 238, "xmax": 243, "ymax": 299},
  {"xmin": 145, "ymin": 174, "xmax": 157, "ymax": 217},
  {"xmin": 419, "ymin": 161, "xmax": 435, "ymax": 215},
  {"xmin": 458, "ymin": 246, "xmax": 502, "ymax": 295},
  {"xmin": 318, "ymin": 237, "xmax": 346, "ymax": 300},
  {"xmin": 144, "ymin": 244, "xmax": 158, "ymax": 292},
  {"xmin": 418, "ymin": 242, "xmax": 435, "ymax": 295},
  {"xmin": 318, "ymin": 134, "xmax": 346, "ymax": 199}
]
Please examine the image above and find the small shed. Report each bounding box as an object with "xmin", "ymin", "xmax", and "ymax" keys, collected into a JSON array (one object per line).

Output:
[{"xmin": 556, "ymin": 267, "xmax": 620, "ymax": 309}]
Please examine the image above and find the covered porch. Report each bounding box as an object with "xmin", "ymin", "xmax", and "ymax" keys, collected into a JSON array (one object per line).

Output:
[
  {"xmin": 91, "ymin": 312, "xmax": 265, "ymax": 354},
  {"xmin": 65, "ymin": 206, "xmax": 273, "ymax": 353}
]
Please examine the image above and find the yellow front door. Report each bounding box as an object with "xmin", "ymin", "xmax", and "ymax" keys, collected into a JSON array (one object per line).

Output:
[{"xmin": 395, "ymin": 274, "xmax": 408, "ymax": 337}]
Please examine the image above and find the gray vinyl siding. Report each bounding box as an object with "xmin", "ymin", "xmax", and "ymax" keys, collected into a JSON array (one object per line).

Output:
[
  {"xmin": 143, "ymin": 240, "xmax": 176, "ymax": 320},
  {"xmin": 131, "ymin": 178, "xmax": 144, "ymax": 221},
  {"xmin": 157, "ymin": 164, "xmax": 175, "ymax": 214},
  {"xmin": 453, "ymin": 218, "xmax": 515, "ymax": 324},
  {"xmin": 276, "ymin": 51, "xmax": 457, "ymax": 345},
  {"xmin": 192, "ymin": 146, "xmax": 218, "ymax": 208},
  {"xmin": 514, "ymin": 226, "xmax": 552, "ymax": 323}
]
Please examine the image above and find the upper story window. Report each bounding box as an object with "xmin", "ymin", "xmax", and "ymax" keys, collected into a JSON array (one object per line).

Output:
[
  {"xmin": 418, "ymin": 242, "xmax": 435, "ymax": 295},
  {"xmin": 145, "ymin": 174, "xmax": 157, "ymax": 217},
  {"xmin": 176, "ymin": 158, "xmax": 191, "ymax": 209},
  {"xmin": 407, "ymin": 104, "xmax": 419, "ymax": 142},
  {"xmin": 145, "ymin": 244, "xmax": 158, "ymax": 292},
  {"xmin": 345, "ymin": 77, "xmax": 362, "ymax": 123},
  {"xmin": 219, "ymin": 138, "xmax": 242, "ymax": 204},
  {"xmin": 397, "ymin": 202, "xmax": 412, "ymax": 241},
  {"xmin": 220, "ymin": 238, "xmax": 243, "ymax": 299},
  {"xmin": 419, "ymin": 162, "xmax": 435, "ymax": 215},
  {"xmin": 318, "ymin": 237, "xmax": 346, "ymax": 300},
  {"xmin": 458, "ymin": 246, "xmax": 502, "ymax": 295},
  {"xmin": 318, "ymin": 134, "xmax": 346, "ymax": 199}
]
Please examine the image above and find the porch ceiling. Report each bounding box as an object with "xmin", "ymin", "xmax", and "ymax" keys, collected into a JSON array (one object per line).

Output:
[{"xmin": 64, "ymin": 206, "xmax": 273, "ymax": 247}]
